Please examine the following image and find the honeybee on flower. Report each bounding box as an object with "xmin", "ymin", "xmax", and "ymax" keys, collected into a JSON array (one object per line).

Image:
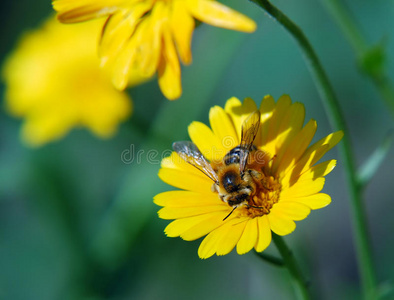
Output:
[{"xmin": 155, "ymin": 95, "xmax": 343, "ymax": 258}]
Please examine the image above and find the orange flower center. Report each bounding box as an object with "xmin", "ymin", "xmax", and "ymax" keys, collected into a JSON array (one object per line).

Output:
[{"xmin": 242, "ymin": 167, "xmax": 281, "ymax": 218}]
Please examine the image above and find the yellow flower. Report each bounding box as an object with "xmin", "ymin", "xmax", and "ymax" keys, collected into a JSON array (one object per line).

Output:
[
  {"xmin": 52, "ymin": 0, "xmax": 257, "ymax": 100},
  {"xmin": 2, "ymin": 16, "xmax": 132, "ymax": 147},
  {"xmin": 154, "ymin": 95, "xmax": 343, "ymax": 259}
]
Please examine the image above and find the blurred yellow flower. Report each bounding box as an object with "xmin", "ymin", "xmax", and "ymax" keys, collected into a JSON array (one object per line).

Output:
[
  {"xmin": 52, "ymin": 0, "xmax": 257, "ymax": 100},
  {"xmin": 155, "ymin": 95, "xmax": 343, "ymax": 258},
  {"xmin": 2, "ymin": 16, "xmax": 132, "ymax": 147}
]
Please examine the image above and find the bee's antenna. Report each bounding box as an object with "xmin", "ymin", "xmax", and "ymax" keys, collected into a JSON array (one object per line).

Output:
[{"xmin": 223, "ymin": 206, "xmax": 237, "ymax": 221}]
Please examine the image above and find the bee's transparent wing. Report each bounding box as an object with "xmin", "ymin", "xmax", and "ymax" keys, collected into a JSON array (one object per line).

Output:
[
  {"xmin": 239, "ymin": 110, "xmax": 261, "ymax": 174},
  {"xmin": 172, "ymin": 141, "xmax": 219, "ymax": 183}
]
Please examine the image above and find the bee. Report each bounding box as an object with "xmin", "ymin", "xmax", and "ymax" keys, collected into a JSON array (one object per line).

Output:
[{"xmin": 173, "ymin": 110, "xmax": 269, "ymax": 220}]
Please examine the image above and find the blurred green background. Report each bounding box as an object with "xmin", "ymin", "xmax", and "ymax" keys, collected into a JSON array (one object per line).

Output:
[{"xmin": 1, "ymin": 0, "xmax": 393, "ymax": 299}]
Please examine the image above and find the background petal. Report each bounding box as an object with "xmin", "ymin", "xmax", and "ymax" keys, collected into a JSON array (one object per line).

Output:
[{"xmin": 186, "ymin": 0, "xmax": 256, "ymax": 32}]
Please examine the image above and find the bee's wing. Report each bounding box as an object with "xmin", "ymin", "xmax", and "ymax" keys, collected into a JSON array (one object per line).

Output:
[
  {"xmin": 239, "ymin": 110, "xmax": 261, "ymax": 174},
  {"xmin": 172, "ymin": 141, "xmax": 219, "ymax": 183}
]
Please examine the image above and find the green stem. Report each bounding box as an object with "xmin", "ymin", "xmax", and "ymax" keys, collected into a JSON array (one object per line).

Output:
[
  {"xmin": 323, "ymin": 0, "xmax": 394, "ymax": 117},
  {"xmin": 254, "ymin": 250, "xmax": 284, "ymax": 267},
  {"xmin": 249, "ymin": 0, "xmax": 377, "ymax": 298},
  {"xmin": 272, "ymin": 234, "xmax": 310, "ymax": 300}
]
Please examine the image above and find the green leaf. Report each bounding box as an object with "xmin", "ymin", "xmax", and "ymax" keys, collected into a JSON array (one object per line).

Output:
[
  {"xmin": 358, "ymin": 130, "xmax": 393, "ymax": 188},
  {"xmin": 358, "ymin": 41, "xmax": 387, "ymax": 79}
]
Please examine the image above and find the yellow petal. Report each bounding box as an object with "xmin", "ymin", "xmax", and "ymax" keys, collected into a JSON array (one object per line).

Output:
[
  {"xmin": 186, "ymin": 0, "xmax": 256, "ymax": 32},
  {"xmin": 276, "ymin": 119, "xmax": 317, "ymax": 176},
  {"xmin": 280, "ymin": 193, "xmax": 331, "ymax": 210},
  {"xmin": 99, "ymin": 3, "xmax": 152, "ymax": 66},
  {"xmin": 209, "ymin": 106, "xmax": 238, "ymax": 152},
  {"xmin": 216, "ymin": 219, "xmax": 247, "ymax": 256},
  {"xmin": 164, "ymin": 211, "xmax": 225, "ymax": 237},
  {"xmin": 188, "ymin": 121, "xmax": 226, "ymax": 161},
  {"xmin": 225, "ymin": 97, "xmax": 258, "ymax": 140},
  {"xmin": 21, "ymin": 113, "xmax": 75, "ymax": 147},
  {"xmin": 137, "ymin": 3, "xmax": 166, "ymax": 77},
  {"xmin": 160, "ymin": 152, "xmax": 184, "ymax": 169},
  {"xmin": 293, "ymin": 160, "xmax": 337, "ymax": 184},
  {"xmin": 110, "ymin": 31, "xmax": 140, "ymax": 90},
  {"xmin": 170, "ymin": 1, "xmax": 194, "ymax": 64},
  {"xmin": 54, "ymin": 0, "xmax": 125, "ymax": 23},
  {"xmin": 165, "ymin": 214, "xmax": 211, "ymax": 237},
  {"xmin": 198, "ymin": 220, "xmax": 232, "ymax": 259},
  {"xmin": 236, "ymin": 218, "xmax": 258, "ymax": 255},
  {"xmin": 255, "ymin": 215, "xmax": 272, "ymax": 252},
  {"xmin": 298, "ymin": 130, "xmax": 344, "ymax": 170},
  {"xmin": 267, "ymin": 210, "xmax": 296, "ymax": 236},
  {"xmin": 272, "ymin": 202, "xmax": 310, "ymax": 221},
  {"xmin": 311, "ymin": 130, "xmax": 344, "ymax": 153},
  {"xmin": 280, "ymin": 177, "xmax": 325, "ymax": 198},
  {"xmin": 154, "ymin": 190, "xmax": 220, "ymax": 207},
  {"xmin": 158, "ymin": 26, "xmax": 182, "ymax": 100},
  {"xmin": 256, "ymin": 95, "xmax": 275, "ymax": 147},
  {"xmin": 271, "ymin": 102, "xmax": 305, "ymax": 173},
  {"xmin": 158, "ymin": 168, "xmax": 213, "ymax": 193},
  {"xmin": 181, "ymin": 211, "xmax": 233, "ymax": 241},
  {"xmin": 282, "ymin": 144, "xmax": 329, "ymax": 186},
  {"xmin": 263, "ymin": 95, "xmax": 292, "ymax": 155},
  {"xmin": 158, "ymin": 204, "xmax": 228, "ymax": 219},
  {"xmin": 283, "ymin": 159, "xmax": 336, "ymax": 189}
]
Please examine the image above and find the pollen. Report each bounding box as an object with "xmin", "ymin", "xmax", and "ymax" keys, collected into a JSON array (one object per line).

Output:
[{"xmin": 243, "ymin": 164, "xmax": 282, "ymax": 218}]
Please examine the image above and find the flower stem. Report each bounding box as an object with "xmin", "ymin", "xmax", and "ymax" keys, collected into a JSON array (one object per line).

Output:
[
  {"xmin": 272, "ymin": 234, "xmax": 310, "ymax": 300},
  {"xmin": 254, "ymin": 250, "xmax": 284, "ymax": 267},
  {"xmin": 249, "ymin": 0, "xmax": 377, "ymax": 298}
]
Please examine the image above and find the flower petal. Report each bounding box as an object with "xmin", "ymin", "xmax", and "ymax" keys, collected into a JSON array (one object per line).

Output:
[
  {"xmin": 170, "ymin": 1, "xmax": 194, "ymax": 64},
  {"xmin": 276, "ymin": 119, "xmax": 317, "ymax": 176},
  {"xmin": 158, "ymin": 168, "xmax": 213, "ymax": 193},
  {"xmin": 236, "ymin": 218, "xmax": 259, "ymax": 255},
  {"xmin": 292, "ymin": 160, "xmax": 337, "ymax": 185},
  {"xmin": 198, "ymin": 220, "xmax": 232, "ymax": 259},
  {"xmin": 296, "ymin": 130, "xmax": 344, "ymax": 174},
  {"xmin": 263, "ymin": 95, "xmax": 292, "ymax": 155},
  {"xmin": 209, "ymin": 106, "xmax": 238, "ymax": 152},
  {"xmin": 158, "ymin": 204, "xmax": 228, "ymax": 219},
  {"xmin": 225, "ymin": 97, "xmax": 258, "ymax": 139},
  {"xmin": 270, "ymin": 102, "xmax": 305, "ymax": 173},
  {"xmin": 180, "ymin": 211, "xmax": 231, "ymax": 241},
  {"xmin": 188, "ymin": 121, "xmax": 225, "ymax": 161},
  {"xmin": 99, "ymin": 5, "xmax": 150, "ymax": 66},
  {"xmin": 272, "ymin": 202, "xmax": 310, "ymax": 221},
  {"xmin": 280, "ymin": 193, "xmax": 331, "ymax": 210},
  {"xmin": 255, "ymin": 215, "xmax": 272, "ymax": 252},
  {"xmin": 267, "ymin": 210, "xmax": 296, "ymax": 236},
  {"xmin": 54, "ymin": 0, "xmax": 127, "ymax": 23},
  {"xmin": 158, "ymin": 26, "xmax": 182, "ymax": 100},
  {"xmin": 282, "ymin": 144, "xmax": 329, "ymax": 187},
  {"xmin": 256, "ymin": 95, "xmax": 275, "ymax": 147},
  {"xmin": 164, "ymin": 210, "xmax": 228, "ymax": 238},
  {"xmin": 186, "ymin": 0, "xmax": 256, "ymax": 32},
  {"xmin": 281, "ymin": 177, "xmax": 325, "ymax": 198},
  {"xmin": 154, "ymin": 190, "xmax": 220, "ymax": 207},
  {"xmin": 216, "ymin": 219, "xmax": 247, "ymax": 256}
]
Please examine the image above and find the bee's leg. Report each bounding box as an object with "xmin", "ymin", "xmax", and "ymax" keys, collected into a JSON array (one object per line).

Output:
[
  {"xmin": 211, "ymin": 183, "xmax": 218, "ymax": 193},
  {"xmin": 249, "ymin": 169, "xmax": 262, "ymax": 180},
  {"xmin": 246, "ymin": 204, "xmax": 264, "ymax": 209}
]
